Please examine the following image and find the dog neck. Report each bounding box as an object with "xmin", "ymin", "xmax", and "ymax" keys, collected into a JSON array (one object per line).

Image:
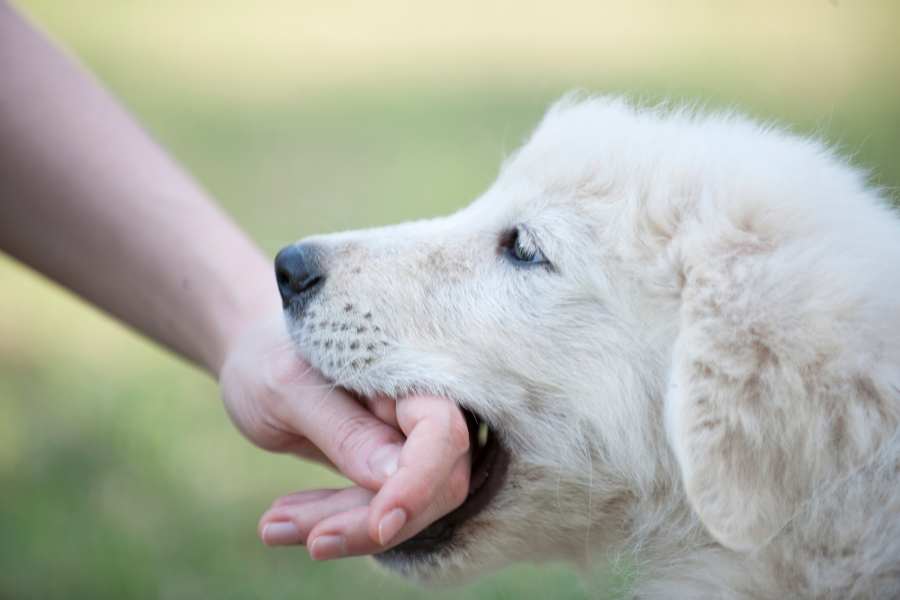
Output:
[{"xmin": 593, "ymin": 428, "xmax": 900, "ymax": 599}]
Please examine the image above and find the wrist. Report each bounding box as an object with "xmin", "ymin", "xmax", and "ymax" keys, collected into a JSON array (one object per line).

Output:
[{"xmin": 205, "ymin": 254, "xmax": 282, "ymax": 377}]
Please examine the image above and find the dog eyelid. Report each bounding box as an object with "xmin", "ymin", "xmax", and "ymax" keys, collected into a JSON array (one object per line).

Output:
[{"xmin": 500, "ymin": 225, "xmax": 550, "ymax": 268}]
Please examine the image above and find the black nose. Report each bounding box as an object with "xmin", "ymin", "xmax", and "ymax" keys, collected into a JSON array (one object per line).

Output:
[{"xmin": 274, "ymin": 243, "xmax": 326, "ymax": 308}]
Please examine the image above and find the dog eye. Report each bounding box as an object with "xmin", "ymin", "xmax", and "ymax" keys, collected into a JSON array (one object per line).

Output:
[{"xmin": 501, "ymin": 226, "xmax": 548, "ymax": 266}]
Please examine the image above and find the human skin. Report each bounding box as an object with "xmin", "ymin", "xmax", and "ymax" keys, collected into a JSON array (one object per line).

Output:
[{"xmin": 0, "ymin": 1, "xmax": 469, "ymax": 560}]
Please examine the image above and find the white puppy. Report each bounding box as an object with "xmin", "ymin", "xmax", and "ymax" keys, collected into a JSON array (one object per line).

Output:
[{"xmin": 276, "ymin": 96, "xmax": 900, "ymax": 598}]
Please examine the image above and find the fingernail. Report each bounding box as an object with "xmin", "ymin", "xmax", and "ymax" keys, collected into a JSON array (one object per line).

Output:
[
  {"xmin": 378, "ymin": 508, "xmax": 407, "ymax": 546},
  {"xmin": 262, "ymin": 522, "xmax": 300, "ymax": 546},
  {"xmin": 368, "ymin": 444, "xmax": 401, "ymax": 480},
  {"xmin": 309, "ymin": 535, "xmax": 347, "ymax": 560}
]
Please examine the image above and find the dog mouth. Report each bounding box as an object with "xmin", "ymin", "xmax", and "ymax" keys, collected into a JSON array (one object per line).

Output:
[{"xmin": 375, "ymin": 407, "xmax": 510, "ymax": 566}]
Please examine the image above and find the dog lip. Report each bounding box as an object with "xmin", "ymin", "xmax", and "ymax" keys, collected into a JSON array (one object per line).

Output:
[{"xmin": 375, "ymin": 408, "xmax": 510, "ymax": 560}]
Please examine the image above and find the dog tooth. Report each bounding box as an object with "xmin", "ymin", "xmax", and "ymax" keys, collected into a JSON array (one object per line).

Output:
[{"xmin": 477, "ymin": 422, "xmax": 489, "ymax": 448}]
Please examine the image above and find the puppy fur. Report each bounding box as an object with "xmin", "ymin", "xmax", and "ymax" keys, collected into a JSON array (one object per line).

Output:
[{"xmin": 284, "ymin": 96, "xmax": 900, "ymax": 598}]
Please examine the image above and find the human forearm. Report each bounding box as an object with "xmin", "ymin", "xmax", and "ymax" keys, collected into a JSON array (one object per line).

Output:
[
  {"xmin": 0, "ymin": 3, "xmax": 278, "ymax": 374},
  {"xmin": 0, "ymin": 4, "xmax": 472, "ymax": 561}
]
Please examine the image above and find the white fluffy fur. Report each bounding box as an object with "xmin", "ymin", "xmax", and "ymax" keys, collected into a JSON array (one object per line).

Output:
[{"xmin": 286, "ymin": 96, "xmax": 900, "ymax": 598}]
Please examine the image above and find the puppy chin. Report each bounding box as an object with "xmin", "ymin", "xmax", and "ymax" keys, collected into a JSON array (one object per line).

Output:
[{"xmin": 372, "ymin": 534, "xmax": 506, "ymax": 587}]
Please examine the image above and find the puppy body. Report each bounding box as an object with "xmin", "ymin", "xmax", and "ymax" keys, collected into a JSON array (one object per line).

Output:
[{"xmin": 284, "ymin": 97, "xmax": 900, "ymax": 598}]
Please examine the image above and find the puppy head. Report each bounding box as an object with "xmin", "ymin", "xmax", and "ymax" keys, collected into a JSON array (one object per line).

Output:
[
  {"xmin": 277, "ymin": 96, "xmax": 672, "ymax": 580},
  {"xmin": 278, "ymin": 95, "xmax": 899, "ymax": 579}
]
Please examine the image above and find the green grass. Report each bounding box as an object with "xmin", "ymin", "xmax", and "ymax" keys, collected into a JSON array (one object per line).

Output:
[{"xmin": 2, "ymin": 1, "xmax": 899, "ymax": 598}]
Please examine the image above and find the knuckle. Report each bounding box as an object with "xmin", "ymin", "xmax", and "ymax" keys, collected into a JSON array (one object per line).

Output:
[{"xmin": 333, "ymin": 414, "xmax": 375, "ymax": 460}]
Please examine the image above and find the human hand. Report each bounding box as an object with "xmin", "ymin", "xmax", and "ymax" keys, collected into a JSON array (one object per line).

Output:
[
  {"xmin": 219, "ymin": 317, "xmax": 471, "ymax": 559},
  {"xmin": 257, "ymin": 393, "xmax": 472, "ymax": 559}
]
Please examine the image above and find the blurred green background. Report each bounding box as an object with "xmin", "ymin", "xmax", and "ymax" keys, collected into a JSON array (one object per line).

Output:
[{"xmin": 1, "ymin": 1, "xmax": 898, "ymax": 598}]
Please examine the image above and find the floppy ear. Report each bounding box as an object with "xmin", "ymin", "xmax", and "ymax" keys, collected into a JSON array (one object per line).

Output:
[
  {"xmin": 664, "ymin": 258, "xmax": 821, "ymax": 553},
  {"xmin": 664, "ymin": 241, "xmax": 899, "ymax": 553}
]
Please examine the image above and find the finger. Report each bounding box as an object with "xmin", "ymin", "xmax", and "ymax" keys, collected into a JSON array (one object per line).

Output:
[
  {"xmin": 298, "ymin": 460, "xmax": 469, "ymax": 558},
  {"xmin": 367, "ymin": 395, "xmax": 471, "ymax": 547},
  {"xmin": 280, "ymin": 438, "xmax": 337, "ymax": 469},
  {"xmin": 275, "ymin": 372, "xmax": 405, "ymax": 490},
  {"xmin": 258, "ymin": 486, "xmax": 373, "ymax": 546},
  {"xmin": 269, "ymin": 488, "xmax": 341, "ymax": 509},
  {"xmin": 306, "ymin": 505, "xmax": 382, "ymax": 560},
  {"xmin": 361, "ymin": 394, "xmax": 398, "ymax": 428},
  {"xmin": 401, "ymin": 455, "xmax": 470, "ymax": 539},
  {"xmin": 366, "ymin": 455, "xmax": 470, "ymax": 550}
]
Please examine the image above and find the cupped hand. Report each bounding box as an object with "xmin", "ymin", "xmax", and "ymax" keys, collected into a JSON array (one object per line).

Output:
[
  {"xmin": 219, "ymin": 317, "xmax": 471, "ymax": 559},
  {"xmin": 258, "ymin": 394, "xmax": 472, "ymax": 559}
]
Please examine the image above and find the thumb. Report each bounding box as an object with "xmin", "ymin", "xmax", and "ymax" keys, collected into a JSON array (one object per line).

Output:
[{"xmin": 280, "ymin": 382, "xmax": 405, "ymax": 490}]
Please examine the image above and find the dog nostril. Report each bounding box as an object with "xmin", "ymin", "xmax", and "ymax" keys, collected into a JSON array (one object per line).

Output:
[
  {"xmin": 274, "ymin": 243, "xmax": 327, "ymax": 308},
  {"xmin": 276, "ymin": 267, "xmax": 291, "ymax": 288}
]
